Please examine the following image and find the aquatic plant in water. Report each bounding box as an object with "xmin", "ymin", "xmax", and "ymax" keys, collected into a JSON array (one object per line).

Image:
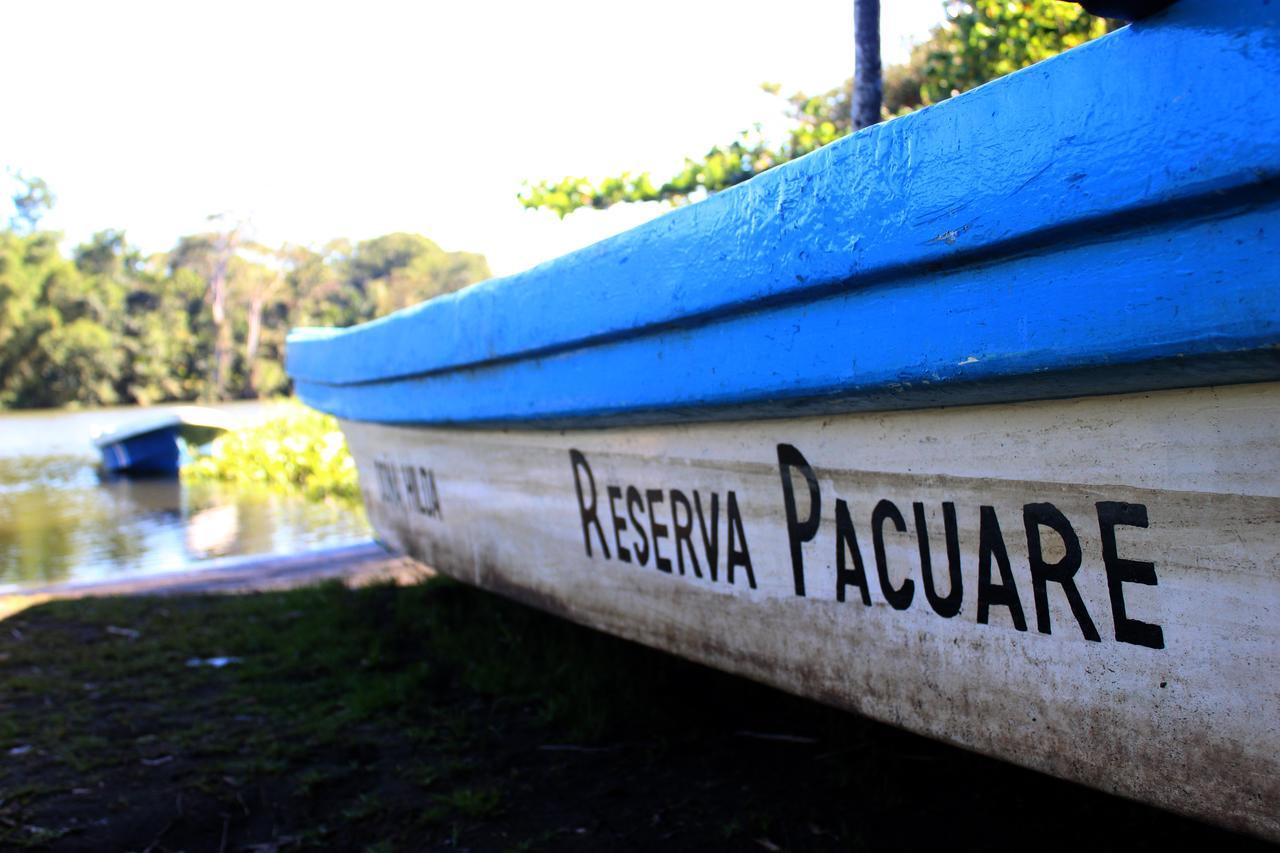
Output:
[{"xmin": 182, "ymin": 402, "xmax": 359, "ymax": 502}]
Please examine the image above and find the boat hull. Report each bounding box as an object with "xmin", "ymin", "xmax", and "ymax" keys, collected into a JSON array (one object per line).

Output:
[
  {"xmin": 288, "ymin": 2, "xmax": 1280, "ymax": 836},
  {"xmin": 97, "ymin": 426, "xmax": 182, "ymax": 476},
  {"xmin": 339, "ymin": 382, "xmax": 1280, "ymax": 839}
]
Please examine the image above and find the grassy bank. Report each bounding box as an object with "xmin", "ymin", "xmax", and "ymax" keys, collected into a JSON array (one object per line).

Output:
[
  {"xmin": 0, "ymin": 579, "xmax": 1268, "ymax": 852},
  {"xmin": 182, "ymin": 403, "xmax": 359, "ymax": 503}
]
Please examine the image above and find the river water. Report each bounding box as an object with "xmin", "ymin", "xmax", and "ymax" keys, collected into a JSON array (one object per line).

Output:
[{"xmin": 0, "ymin": 401, "xmax": 370, "ymax": 593}]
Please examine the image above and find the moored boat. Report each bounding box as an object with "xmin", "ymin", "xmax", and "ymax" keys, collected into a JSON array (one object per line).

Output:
[
  {"xmin": 287, "ymin": 0, "xmax": 1280, "ymax": 839},
  {"xmin": 92, "ymin": 406, "xmax": 235, "ymax": 477}
]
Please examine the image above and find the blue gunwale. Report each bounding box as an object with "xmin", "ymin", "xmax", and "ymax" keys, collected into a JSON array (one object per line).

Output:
[{"xmin": 288, "ymin": 0, "xmax": 1280, "ymax": 426}]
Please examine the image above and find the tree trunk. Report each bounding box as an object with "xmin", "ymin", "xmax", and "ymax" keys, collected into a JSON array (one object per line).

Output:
[
  {"xmin": 214, "ymin": 320, "xmax": 234, "ymax": 401},
  {"xmin": 853, "ymin": 0, "xmax": 883, "ymax": 131},
  {"xmin": 208, "ymin": 228, "xmax": 238, "ymax": 400},
  {"xmin": 243, "ymin": 262, "xmax": 286, "ymax": 399},
  {"xmin": 210, "ymin": 259, "xmax": 231, "ymax": 400}
]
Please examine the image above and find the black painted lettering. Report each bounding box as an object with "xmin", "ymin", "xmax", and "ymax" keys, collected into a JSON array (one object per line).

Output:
[
  {"xmin": 402, "ymin": 465, "xmax": 419, "ymax": 508},
  {"xmin": 375, "ymin": 462, "xmax": 393, "ymax": 503},
  {"xmin": 417, "ymin": 471, "xmax": 428, "ymax": 513},
  {"xmin": 777, "ymin": 443, "xmax": 821, "ymax": 597},
  {"xmin": 916, "ymin": 502, "xmax": 963, "ymax": 618},
  {"xmin": 976, "ymin": 506, "xmax": 1027, "ymax": 631},
  {"xmin": 569, "ymin": 450, "xmax": 610, "ymax": 560},
  {"xmin": 403, "ymin": 466, "xmax": 417, "ymax": 509},
  {"xmin": 669, "ymin": 490, "xmax": 702, "ymax": 578},
  {"xmin": 1097, "ymin": 502, "xmax": 1164, "ymax": 649},
  {"xmin": 607, "ymin": 485, "xmax": 631, "ymax": 564},
  {"xmin": 404, "ymin": 465, "xmax": 432, "ymax": 515},
  {"xmin": 646, "ymin": 489, "xmax": 672, "ymax": 573},
  {"xmin": 872, "ymin": 499, "xmax": 914, "ymax": 610},
  {"xmin": 726, "ymin": 491, "xmax": 757, "ymax": 589},
  {"xmin": 1024, "ymin": 503, "xmax": 1100, "ymax": 641},
  {"xmin": 423, "ymin": 468, "xmax": 442, "ymax": 519},
  {"xmin": 627, "ymin": 485, "xmax": 650, "ymax": 566},
  {"xmin": 694, "ymin": 491, "xmax": 720, "ymax": 582},
  {"xmin": 431, "ymin": 470, "xmax": 442, "ymax": 518},
  {"xmin": 835, "ymin": 499, "xmax": 871, "ymax": 605},
  {"xmin": 376, "ymin": 461, "xmax": 402, "ymax": 505}
]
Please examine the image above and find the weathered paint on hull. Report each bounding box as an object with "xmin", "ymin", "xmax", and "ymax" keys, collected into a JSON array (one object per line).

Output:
[{"xmin": 340, "ymin": 382, "xmax": 1280, "ymax": 839}]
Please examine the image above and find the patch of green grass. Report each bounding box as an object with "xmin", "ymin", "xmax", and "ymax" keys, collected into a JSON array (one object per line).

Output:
[
  {"xmin": 504, "ymin": 829, "xmax": 560, "ymax": 853},
  {"xmin": 296, "ymin": 762, "xmax": 360, "ymax": 797},
  {"xmin": 0, "ymin": 576, "xmax": 654, "ymax": 846},
  {"xmin": 0, "ymin": 574, "xmax": 705, "ymax": 804},
  {"xmin": 432, "ymin": 785, "xmax": 503, "ymax": 820},
  {"xmin": 405, "ymin": 756, "xmax": 470, "ymax": 791},
  {"xmin": 341, "ymin": 792, "xmax": 389, "ymax": 823},
  {"xmin": 0, "ymin": 573, "xmax": 1263, "ymax": 852},
  {"xmin": 0, "ymin": 823, "xmax": 73, "ymax": 849}
]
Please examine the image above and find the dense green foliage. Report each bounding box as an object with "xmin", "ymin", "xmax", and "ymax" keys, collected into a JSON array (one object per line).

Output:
[
  {"xmin": 0, "ymin": 178, "xmax": 490, "ymax": 410},
  {"xmin": 182, "ymin": 403, "xmax": 359, "ymax": 502},
  {"xmin": 921, "ymin": 0, "xmax": 1110, "ymax": 104},
  {"xmin": 520, "ymin": 1, "xmax": 1116, "ymax": 217}
]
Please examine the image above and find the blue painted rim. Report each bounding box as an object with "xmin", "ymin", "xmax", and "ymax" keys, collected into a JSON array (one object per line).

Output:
[{"xmin": 288, "ymin": 0, "xmax": 1280, "ymax": 427}]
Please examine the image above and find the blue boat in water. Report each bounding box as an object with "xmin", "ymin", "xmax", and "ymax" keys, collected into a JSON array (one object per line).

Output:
[
  {"xmin": 286, "ymin": 0, "xmax": 1279, "ymax": 839},
  {"xmin": 92, "ymin": 407, "xmax": 234, "ymax": 477}
]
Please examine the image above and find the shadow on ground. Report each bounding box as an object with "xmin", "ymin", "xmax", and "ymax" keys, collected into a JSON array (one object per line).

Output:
[{"xmin": 0, "ymin": 578, "xmax": 1269, "ymax": 851}]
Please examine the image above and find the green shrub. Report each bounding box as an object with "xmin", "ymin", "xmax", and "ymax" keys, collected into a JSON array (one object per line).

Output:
[{"xmin": 183, "ymin": 402, "xmax": 359, "ymax": 502}]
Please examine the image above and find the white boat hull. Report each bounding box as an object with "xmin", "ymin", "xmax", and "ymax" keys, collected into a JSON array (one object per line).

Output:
[{"xmin": 340, "ymin": 382, "xmax": 1279, "ymax": 838}]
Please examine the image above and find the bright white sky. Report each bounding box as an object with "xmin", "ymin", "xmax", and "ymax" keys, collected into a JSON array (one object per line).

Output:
[{"xmin": 3, "ymin": 1, "xmax": 947, "ymax": 277}]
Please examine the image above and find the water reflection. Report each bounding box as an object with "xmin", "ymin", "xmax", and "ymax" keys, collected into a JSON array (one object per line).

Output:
[
  {"xmin": 0, "ymin": 402, "xmax": 370, "ymax": 592},
  {"xmin": 186, "ymin": 503, "xmax": 239, "ymax": 557}
]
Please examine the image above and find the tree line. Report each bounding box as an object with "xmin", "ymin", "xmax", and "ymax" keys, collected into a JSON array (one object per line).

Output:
[
  {"xmin": 4, "ymin": 2, "xmax": 1120, "ymax": 411},
  {"xmin": 0, "ymin": 181, "xmax": 489, "ymax": 410}
]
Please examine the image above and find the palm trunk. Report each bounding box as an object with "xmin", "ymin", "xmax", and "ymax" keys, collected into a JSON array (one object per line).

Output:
[{"xmin": 853, "ymin": 0, "xmax": 882, "ymax": 130}]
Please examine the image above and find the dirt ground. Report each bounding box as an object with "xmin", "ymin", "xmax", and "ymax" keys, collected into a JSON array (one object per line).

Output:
[{"xmin": 0, "ymin": 575, "xmax": 1272, "ymax": 852}]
